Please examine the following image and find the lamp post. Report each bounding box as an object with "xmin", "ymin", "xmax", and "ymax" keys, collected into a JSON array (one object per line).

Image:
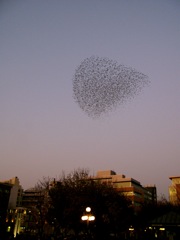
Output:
[
  {"xmin": 81, "ymin": 207, "xmax": 95, "ymax": 239},
  {"xmin": 81, "ymin": 207, "xmax": 95, "ymax": 226}
]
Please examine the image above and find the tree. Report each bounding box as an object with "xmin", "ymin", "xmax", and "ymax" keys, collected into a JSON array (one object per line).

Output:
[
  {"xmin": 34, "ymin": 177, "xmax": 52, "ymax": 239},
  {"xmin": 136, "ymin": 196, "xmax": 177, "ymax": 229},
  {"xmin": 22, "ymin": 177, "xmax": 52, "ymax": 240},
  {"xmin": 48, "ymin": 169, "xmax": 133, "ymax": 240}
]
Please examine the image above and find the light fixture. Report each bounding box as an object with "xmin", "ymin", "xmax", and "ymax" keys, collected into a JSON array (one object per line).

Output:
[{"xmin": 81, "ymin": 207, "xmax": 95, "ymax": 224}]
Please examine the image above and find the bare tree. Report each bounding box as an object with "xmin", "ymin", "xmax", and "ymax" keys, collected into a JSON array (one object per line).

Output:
[
  {"xmin": 23, "ymin": 177, "xmax": 52, "ymax": 240},
  {"xmin": 49, "ymin": 169, "xmax": 132, "ymax": 239}
]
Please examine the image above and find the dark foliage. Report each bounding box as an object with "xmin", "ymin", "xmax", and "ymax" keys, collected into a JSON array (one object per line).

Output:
[
  {"xmin": 136, "ymin": 197, "xmax": 180, "ymax": 229},
  {"xmin": 48, "ymin": 169, "xmax": 133, "ymax": 239}
]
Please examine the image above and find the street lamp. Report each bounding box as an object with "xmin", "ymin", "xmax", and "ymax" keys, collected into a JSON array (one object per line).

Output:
[{"xmin": 81, "ymin": 207, "xmax": 95, "ymax": 226}]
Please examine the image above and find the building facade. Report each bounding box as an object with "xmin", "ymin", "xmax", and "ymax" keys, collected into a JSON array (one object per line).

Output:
[
  {"xmin": 169, "ymin": 176, "xmax": 180, "ymax": 205},
  {"xmin": 1, "ymin": 177, "xmax": 23, "ymax": 237},
  {"xmin": 93, "ymin": 170, "xmax": 157, "ymax": 208},
  {"xmin": 0, "ymin": 182, "xmax": 12, "ymax": 238},
  {"xmin": 2, "ymin": 176, "xmax": 23, "ymax": 209}
]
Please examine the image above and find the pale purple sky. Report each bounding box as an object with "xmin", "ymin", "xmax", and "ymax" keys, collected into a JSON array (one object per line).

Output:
[{"xmin": 0, "ymin": 0, "xmax": 180, "ymax": 198}]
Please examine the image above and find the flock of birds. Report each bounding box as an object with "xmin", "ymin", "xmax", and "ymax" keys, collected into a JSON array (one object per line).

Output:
[{"xmin": 73, "ymin": 56, "xmax": 149, "ymax": 118}]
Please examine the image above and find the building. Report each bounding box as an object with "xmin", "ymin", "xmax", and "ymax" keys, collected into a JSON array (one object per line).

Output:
[
  {"xmin": 5, "ymin": 187, "xmax": 45, "ymax": 237},
  {"xmin": 144, "ymin": 185, "xmax": 157, "ymax": 204},
  {"xmin": 22, "ymin": 187, "xmax": 52, "ymax": 237},
  {"xmin": 149, "ymin": 211, "xmax": 180, "ymax": 239},
  {"xmin": 22, "ymin": 188, "xmax": 43, "ymax": 208},
  {"xmin": 2, "ymin": 176, "xmax": 23, "ymax": 209},
  {"xmin": 169, "ymin": 176, "xmax": 180, "ymax": 205},
  {"xmin": 0, "ymin": 182, "xmax": 12, "ymax": 238},
  {"xmin": 6, "ymin": 207, "xmax": 27, "ymax": 237},
  {"xmin": 1, "ymin": 177, "xmax": 23, "ymax": 237},
  {"xmin": 93, "ymin": 170, "xmax": 157, "ymax": 208}
]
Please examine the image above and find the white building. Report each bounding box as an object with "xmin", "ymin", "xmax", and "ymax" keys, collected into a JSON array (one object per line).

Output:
[{"xmin": 2, "ymin": 177, "xmax": 23, "ymax": 209}]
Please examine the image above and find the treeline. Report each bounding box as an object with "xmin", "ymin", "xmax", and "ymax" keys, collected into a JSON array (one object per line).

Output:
[{"xmin": 18, "ymin": 169, "xmax": 180, "ymax": 240}]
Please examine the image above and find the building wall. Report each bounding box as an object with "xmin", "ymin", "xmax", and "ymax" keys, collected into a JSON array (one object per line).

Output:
[
  {"xmin": 1, "ymin": 177, "xmax": 23, "ymax": 237},
  {"xmin": 2, "ymin": 177, "xmax": 23, "ymax": 209},
  {"xmin": 93, "ymin": 170, "xmax": 157, "ymax": 208},
  {"xmin": 6, "ymin": 187, "xmax": 44, "ymax": 237},
  {"xmin": 169, "ymin": 176, "xmax": 180, "ymax": 204},
  {"xmin": 22, "ymin": 188, "xmax": 43, "ymax": 208},
  {"xmin": 0, "ymin": 182, "xmax": 12, "ymax": 238},
  {"xmin": 144, "ymin": 185, "xmax": 157, "ymax": 203}
]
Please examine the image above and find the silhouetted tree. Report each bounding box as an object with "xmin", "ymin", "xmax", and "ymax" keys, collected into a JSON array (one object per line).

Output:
[
  {"xmin": 136, "ymin": 196, "xmax": 176, "ymax": 229},
  {"xmin": 48, "ymin": 169, "xmax": 133, "ymax": 240},
  {"xmin": 23, "ymin": 177, "xmax": 52, "ymax": 240}
]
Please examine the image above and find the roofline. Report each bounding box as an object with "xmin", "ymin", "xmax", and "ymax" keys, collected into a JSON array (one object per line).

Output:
[{"xmin": 169, "ymin": 176, "xmax": 180, "ymax": 180}]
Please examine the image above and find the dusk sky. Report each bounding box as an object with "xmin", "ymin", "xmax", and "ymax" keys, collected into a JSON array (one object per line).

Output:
[{"xmin": 1, "ymin": 0, "xmax": 180, "ymax": 198}]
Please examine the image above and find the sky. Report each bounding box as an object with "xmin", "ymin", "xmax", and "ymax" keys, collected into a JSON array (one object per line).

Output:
[{"xmin": 0, "ymin": 0, "xmax": 180, "ymax": 198}]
